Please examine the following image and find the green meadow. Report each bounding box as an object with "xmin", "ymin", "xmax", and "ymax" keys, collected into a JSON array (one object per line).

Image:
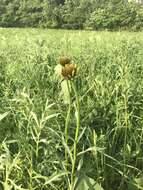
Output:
[{"xmin": 0, "ymin": 28, "xmax": 143, "ymax": 190}]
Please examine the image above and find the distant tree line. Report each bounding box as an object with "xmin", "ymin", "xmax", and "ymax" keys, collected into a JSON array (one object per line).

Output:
[{"xmin": 0, "ymin": 0, "xmax": 143, "ymax": 30}]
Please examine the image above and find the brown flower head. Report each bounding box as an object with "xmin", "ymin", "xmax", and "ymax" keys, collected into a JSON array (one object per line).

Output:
[
  {"xmin": 59, "ymin": 56, "xmax": 71, "ymax": 66},
  {"xmin": 61, "ymin": 63, "xmax": 77, "ymax": 79}
]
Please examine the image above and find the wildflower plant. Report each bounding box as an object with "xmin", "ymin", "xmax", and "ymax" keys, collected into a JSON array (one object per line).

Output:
[{"xmin": 55, "ymin": 56, "xmax": 80, "ymax": 189}]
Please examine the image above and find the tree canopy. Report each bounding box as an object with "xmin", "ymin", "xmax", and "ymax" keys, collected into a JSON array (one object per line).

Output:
[{"xmin": 0, "ymin": 0, "xmax": 143, "ymax": 30}]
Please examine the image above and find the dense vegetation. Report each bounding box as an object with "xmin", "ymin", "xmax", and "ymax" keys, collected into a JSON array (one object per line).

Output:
[
  {"xmin": 0, "ymin": 0, "xmax": 143, "ymax": 30},
  {"xmin": 0, "ymin": 28, "xmax": 143, "ymax": 189}
]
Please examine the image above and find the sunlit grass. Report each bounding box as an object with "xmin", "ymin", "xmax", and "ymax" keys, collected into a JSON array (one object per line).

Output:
[{"xmin": 0, "ymin": 28, "xmax": 143, "ymax": 190}]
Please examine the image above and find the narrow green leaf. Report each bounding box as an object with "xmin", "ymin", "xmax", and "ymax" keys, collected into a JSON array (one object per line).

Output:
[{"xmin": 0, "ymin": 112, "xmax": 9, "ymax": 121}]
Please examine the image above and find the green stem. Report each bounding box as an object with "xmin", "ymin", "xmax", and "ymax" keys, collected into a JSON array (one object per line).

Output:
[
  {"xmin": 71, "ymin": 81, "xmax": 80, "ymax": 190},
  {"xmin": 65, "ymin": 80, "xmax": 71, "ymax": 163}
]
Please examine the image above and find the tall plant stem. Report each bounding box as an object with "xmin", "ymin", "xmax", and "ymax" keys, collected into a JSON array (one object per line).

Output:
[
  {"xmin": 65, "ymin": 80, "xmax": 71, "ymax": 164},
  {"xmin": 70, "ymin": 80, "xmax": 80, "ymax": 190}
]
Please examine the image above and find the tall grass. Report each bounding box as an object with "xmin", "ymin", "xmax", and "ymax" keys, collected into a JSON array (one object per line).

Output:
[{"xmin": 0, "ymin": 28, "xmax": 143, "ymax": 190}]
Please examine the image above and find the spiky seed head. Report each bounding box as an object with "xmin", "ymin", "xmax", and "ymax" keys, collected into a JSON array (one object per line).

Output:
[
  {"xmin": 59, "ymin": 56, "xmax": 71, "ymax": 66},
  {"xmin": 61, "ymin": 63, "xmax": 77, "ymax": 79}
]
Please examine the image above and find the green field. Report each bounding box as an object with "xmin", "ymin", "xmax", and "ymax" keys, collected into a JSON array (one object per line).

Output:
[{"xmin": 0, "ymin": 28, "xmax": 143, "ymax": 190}]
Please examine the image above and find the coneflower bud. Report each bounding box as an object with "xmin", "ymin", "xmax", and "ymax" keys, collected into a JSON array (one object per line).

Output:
[{"xmin": 59, "ymin": 56, "xmax": 71, "ymax": 66}]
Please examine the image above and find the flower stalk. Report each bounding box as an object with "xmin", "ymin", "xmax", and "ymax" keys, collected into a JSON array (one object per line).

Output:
[
  {"xmin": 65, "ymin": 80, "xmax": 71, "ymax": 163},
  {"xmin": 70, "ymin": 81, "xmax": 80, "ymax": 190},
  {"xmin": 56, "ymin": 56, "xmax": 80, "ymax": 190}
]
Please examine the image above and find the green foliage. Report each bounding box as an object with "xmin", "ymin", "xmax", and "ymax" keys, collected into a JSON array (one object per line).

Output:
[
  {"xmin": 0, "ymin": 28, "xmax": 143, "ymax": 189},
  {"xmin": 87, "ymin": 1, "xmax": 143, "ymax": 30},
  {"xmin": 17, "ymin": 0, "xmax": 43, "ymax": 27},
  {"xmin": 0, "ymin": 0, "xmax": 143, "ymax": 30},
  {"xmin": 61, "ymin": 0, "xmax": 94, "ymax": 29},
  {"xmin": 75, "ymin": 174, "xmax": 104, "ymax": 190}
]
